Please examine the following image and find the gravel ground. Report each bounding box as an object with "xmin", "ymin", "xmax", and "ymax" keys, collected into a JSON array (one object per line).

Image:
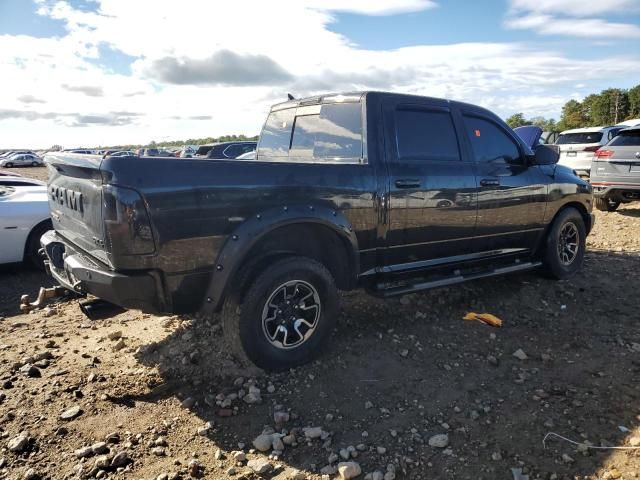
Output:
[{"xmin": 0, "ymin": 166, "xmax": 639, "ymax": 480}]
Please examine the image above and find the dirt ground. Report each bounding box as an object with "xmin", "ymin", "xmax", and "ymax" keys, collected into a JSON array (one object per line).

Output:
[{"xmin": 0, "ymin": 166, "xmax": 639, "ymax": 480}]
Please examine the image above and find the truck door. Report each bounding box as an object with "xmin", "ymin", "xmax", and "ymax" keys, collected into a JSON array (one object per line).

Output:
[
  {"xmin": 382, "ymin": 99, "xmax": 478, "ymax": 268},
  {"xmin": 459, "ymin": 112, "xmax": 546, "ymax": 252}
]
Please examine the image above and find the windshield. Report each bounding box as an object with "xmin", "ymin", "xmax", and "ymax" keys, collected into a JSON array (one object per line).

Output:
[
  {"xmin": 609, "ymin": 130, "xmax": 640, "ymax": 146},
  {"xmin": 557, "ymin": 132, "xmax": 603, "ymax": 144}
]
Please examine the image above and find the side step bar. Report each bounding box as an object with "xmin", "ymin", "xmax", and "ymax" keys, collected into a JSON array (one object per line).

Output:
[{"xmin": 374, "ymin": 261, "xmax": 542, "ymax": 297}]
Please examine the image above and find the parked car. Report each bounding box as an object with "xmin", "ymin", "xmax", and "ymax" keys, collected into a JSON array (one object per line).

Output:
[
  {"xmin": 0, "ymin": 176, "xmax": 45, "ymax": 186},
  {"xmin": 556, "ymin": 126, "xmax": 625, "ymax": 177},
  {"xmin": 42, "ymin": 91, "xmax": 592, "ymax": 371},
  {"xmin": 1, "ymin": 150, "xmax": 35, "ymax": 159},
  {"xmin": 615, "ymin": 119, "xmax": 640, "ymax": 128},
  {"xmin": 108, "ymin": 151, "xmax": 137, "ymax": 157},
  {"xmin": 194, "ymin": 141, "xmax": 257, "ymax": 159},
  {"xmin": 0, "ymin": 153, "xmax": 44, "ymax": 167},
  {"xmin": 63, "ymin": 149, "xmax": 95, "ymax": 154},
  {"xmin": 590, "ymin": 126, "xmax": 640, "ymax": 211},
  {"xmin": 0, "ymin": 185, "xmax": 51, "ymax": 268},
  {"xmin": 236, "ymin": 150, "xmax": 256, "ymax": 160}
]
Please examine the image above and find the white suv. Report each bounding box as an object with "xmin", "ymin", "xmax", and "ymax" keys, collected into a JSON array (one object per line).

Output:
[{"xmin": 556, "ymin": 126, "xmax": 625, "ymax": 177}]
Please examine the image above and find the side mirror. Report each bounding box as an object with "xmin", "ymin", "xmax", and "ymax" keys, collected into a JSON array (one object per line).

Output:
[{"xmin": 529, "ymin": 144, "xmax": 559, "ymax": 165}]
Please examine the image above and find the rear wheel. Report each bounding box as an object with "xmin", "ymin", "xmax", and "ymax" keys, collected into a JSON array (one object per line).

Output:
[
  {"xmin": 222, "ymin": 256, "xmax": 338, "ymax": 371},
  {"xmin": 594, "ymin": 197, "xmax": 620, "ymax": 212},
  {"xmin": 542, "ymin": 208, "xmax": 586, "ymax": 280},
  {"xmin": 25, "ymin": 221, "xmax": 52, "ymax": 270}
]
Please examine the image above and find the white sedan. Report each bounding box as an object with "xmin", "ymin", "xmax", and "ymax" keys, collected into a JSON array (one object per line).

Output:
[{"xmin": 0, "ymin": 185, "xmax": 51, "ymax": 268}]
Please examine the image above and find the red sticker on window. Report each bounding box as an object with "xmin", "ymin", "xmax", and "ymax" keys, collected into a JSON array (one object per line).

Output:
[{"xmin": 475, "ymin": 129, "xmax": 481, "ymax": 137}]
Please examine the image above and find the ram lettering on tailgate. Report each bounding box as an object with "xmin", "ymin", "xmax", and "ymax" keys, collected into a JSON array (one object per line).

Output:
[{"xmin": 50, "ymin": 186, "xmax": 84, "ymax": 214}]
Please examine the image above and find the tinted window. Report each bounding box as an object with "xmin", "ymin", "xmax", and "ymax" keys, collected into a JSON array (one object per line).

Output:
[
  {"xmin": 609, "ymin": 130, "xmax": 640, "ymax": 146},
  {"xmin": 290, "ymin": 103, "xmax": 362, "ymax": 160},
  {"xmin": 556, "ymin": 132, "xmax": 603, "ymax": 144},
  {"xmin": 395, "ymin": 108, "xmax": 460, "ymax": 161},
  {"xmin": 463, "ymin": 116, "xmax": 521, "ymax": 163},
  {"xmin": 258, "ymin": 108, "xmax": 295, "ymax": 158},
  {"xmin": 223, "ymin": 144, "xmax": 255, "ymax": 158}
]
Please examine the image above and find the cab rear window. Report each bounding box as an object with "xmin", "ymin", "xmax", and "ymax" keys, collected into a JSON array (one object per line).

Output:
[
  {"xmin": 557, "ymin": 132, "xmax": 603, "ymax": 144},
  {"xmin": 609, "ymin": 130, "xmax": 640, "ymax": 146}
]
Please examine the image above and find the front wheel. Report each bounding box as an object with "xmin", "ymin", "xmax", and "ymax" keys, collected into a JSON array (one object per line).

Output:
[
  {"xmin": 222, "ymin": 256, "xmax": 338, "ymax": 371},
  {"xmin": 4, "ymin": 162, "xmax": 13, "ymax": 168},
  {"xmin": 31, "ymin": 161, "xmax": 38, "ymax": 167},
  {"xmin": 542, "ymin": 207, "xmax": 586, "ymax": 280},
  {"xmin": 594, "ymin": 197, "xmax": 620, "ymax": 212}
]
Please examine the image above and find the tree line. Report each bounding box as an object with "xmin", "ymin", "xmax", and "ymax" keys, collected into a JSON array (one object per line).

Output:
[{"xmin": 506, "ymin": 83, "xmax": 640, "ymax": 132}]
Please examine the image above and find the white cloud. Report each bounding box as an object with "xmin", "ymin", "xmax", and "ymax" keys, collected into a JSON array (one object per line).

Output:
[
  {"xmin": 505, "ymin": 0, "xmax": 640, "ymax": 38},
  {"xmin": 508, "ymin": 0, "xmax": 639, "ymax": 17},
  {"xmin": 1, "ymin": 0, "xmax": 639, "ymax": 148}
]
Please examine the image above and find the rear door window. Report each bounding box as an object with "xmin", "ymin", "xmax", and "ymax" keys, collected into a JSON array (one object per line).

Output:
[
  {"xmin": 609, "ymin": 130, "xmax": 640, "ymax": 146},
  {"xmin": 557, "ymin": 132, "xmax": 603, "ymax": 144},
  {"xmin": 463, "ymin": 115, "xmax": 521, "ymax": 164},
  {"xmin": 394, "ymin": 108, "xmax": 460, "ymax": 162},
  {"xmin": 258, "ymin": 108, "xmax": 296, "ymax": 158},
  {"xmin": 290, "ymin": 103, "xmax": 363, "ymax": 161}
]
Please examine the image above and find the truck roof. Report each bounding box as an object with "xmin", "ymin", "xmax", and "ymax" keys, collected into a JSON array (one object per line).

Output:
[{"xmin": 270, "ymin": 91, "xmax": 495, "ymax": 117}]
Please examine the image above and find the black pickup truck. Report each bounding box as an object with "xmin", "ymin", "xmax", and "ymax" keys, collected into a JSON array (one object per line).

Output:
[{"xmin": 42, "ymin": 91, "xmax": 594, "ymax": 370}]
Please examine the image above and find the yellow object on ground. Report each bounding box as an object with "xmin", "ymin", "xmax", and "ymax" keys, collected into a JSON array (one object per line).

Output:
[{"xmin": 463, "ymin": 312, "xmax": 503, "ymax": 327}]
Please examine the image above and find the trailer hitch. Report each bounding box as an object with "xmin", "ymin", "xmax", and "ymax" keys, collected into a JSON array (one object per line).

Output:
[{"xmin": 20, "ymin": 286, "xmax": 70, "ymax": 313}]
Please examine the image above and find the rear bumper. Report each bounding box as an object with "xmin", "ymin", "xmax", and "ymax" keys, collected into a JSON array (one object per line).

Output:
[
  {"xmin": 591, "ymin": 181, "xmax": 640, "ymax": 200},
  {"xmin": 40, "ymin": 230, "xmax": 164, "ymax": 313}
]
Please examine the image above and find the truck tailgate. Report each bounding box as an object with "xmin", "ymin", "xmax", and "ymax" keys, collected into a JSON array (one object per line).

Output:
[{"xmin": 45, "ymin": 152, "xmax": 110, "ymax": 266}]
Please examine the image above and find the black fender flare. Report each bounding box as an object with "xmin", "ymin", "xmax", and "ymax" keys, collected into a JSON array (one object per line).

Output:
[{"xmin": 199, "ymin": 204, "xmax": 359, "ymax": 314}]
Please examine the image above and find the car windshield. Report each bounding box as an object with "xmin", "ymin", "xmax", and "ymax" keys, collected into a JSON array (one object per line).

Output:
[
  {"xmin": 609, "ymin": 130, "xmax": 640, "ymax": 146},
  {"xmin": 557, "ymin": 132, "xmax": 603, "ymax": 144}
]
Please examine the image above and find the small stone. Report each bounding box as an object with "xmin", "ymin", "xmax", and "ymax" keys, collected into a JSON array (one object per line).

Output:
[
  {"xmin": 267, "ymin": 384, "xmax": 276, "ymax": 393},
  {"xmin": 253, "ymin": 433, "xmax": 273, "ymax": 452},
  {"xmin": 105, "ymin": 432, "xmax": 120, "ymax": 444},
  {"xmin": 376, "ymin": 446, "xmax": 387, "ymax": 455},
  {"xmin": 272, "ymin": 436, "xmax": 285, "ymax": 451},
  {"xmin": 107, "ymin": 330, "xmax": 122, "ymax": 341},
  {"xmin": 232, "ymin": 451, "xmax": 246, "ymax": 462},
  {"xmin": 399, "ymin": 349, "xmax": 409, "ymax": 357},
  {"xmin": 428, "ymin": 434, "xmax": 449, "ymax": 448},
  {"xmin": 512, "ymin": 349, "xmax": 528, "ymax": 360},
  {"xmin": 338, "ymin": 461, "xmax": 362, "ymax": 480},
  {"xmin": 274, "ymin": 411, "xmax": 290, "ymax": 424},
  {"xmin": 112, "ymin": 339, "xmax": 126, "ymax": 351},
  {"xmin": 23, "ymin": 468, "xmax": 38, "ymax": 480},
  {"xmin": 182, "ymin": 397, "xmax": 195, "ymax": 408},
  {"xmin": 491, "ymin": 451, "xmax": 502, "ymax": 461},
  {"xmin": 60, "ymin": 405, "xmax": 82, "ymax": 420},
  {"xmin": 248, "ymin": 458, "xmax": 272, "ymax": 474},
  {"xmin": 94, "ymin": 455, "xmax": 111, "ymax": 469},
  {"xmin": 562, "ymin": 453, "xmax": 574, "ymax": 464},
  {"xmin": 372, "ymin": 472, "xmax": 384, "ymax": 480},
  {"xmin": 197, "ymin": 421, "xmax": 213, "ymax": 436},
  {"xmin": 111, "ymin": 451, "xmax": 130, "ymax": 468},
  {"xmin": 364, "ymin": 401, "xmax": 374, "ymax": 409},
  {"xmin": 339, "ymin": 448, "xmax": 350, "ymax": 460},
  {"xmin": 154, "ymin": 436, "xmax": 167, "ymax": 447},
  {"xmin": 243, "ymin": 392, "xmax": 262, "ymax": 404},
  {"xmin": 19, "ymin": 364, "xmax": 41, "ymax": 378},
  {"xmin": 91, "ymin": 442, "xmax": 109, "ymax": 454},
  {"xmin": 487, "ymin": 355, "xmax": 499, "ymax": 366},
  {"xmin": 328, "ymin": 452, "xmax": 339, "ymax": 463},
  {"xmin": 226, "ymin": 467, "xmax": 237, "ymax": 475},
  {"xmin": 304, "ymin": 426, "xmax": 324, "ymax": 439},
  {"xmin": 42, "ymin": 307, "xmax": 55, "ymax": 317},
  {"xmin": 188, "ymin": 459, "xmax": 200, "ymax": 477},
  {"xmin": 8, "ymin": 432, "xmax": 30, "ymax": 453},
  {"xmin": 151, "ymin": 446, "xmax": 166, "ymax": 456},
  {"xmin": 75, "ymin": 446, "xmax": 94, "ymax": 458}
]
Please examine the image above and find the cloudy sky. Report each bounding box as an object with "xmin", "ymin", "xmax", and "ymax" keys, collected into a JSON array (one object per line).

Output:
[{"xmin": 1, "ymin": 0, "xmax": 639, "ymax": 149}]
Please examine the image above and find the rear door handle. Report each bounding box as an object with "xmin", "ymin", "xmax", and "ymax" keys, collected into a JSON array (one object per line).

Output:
[
  {"xmin": 395, "ymin": 179, "xmax": 420, "ymax": 188},
  {"xmin": 480, "ymin": 178, "xmax": 500, "ymax": 187}
]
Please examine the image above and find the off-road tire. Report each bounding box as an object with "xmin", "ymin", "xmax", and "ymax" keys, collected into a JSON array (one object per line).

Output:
[
  {"xmin": 25, "ymin": 221, "xmax": 52, "ymax": 269},
  {"xmin": 594, "ymin": 197, "xmax": 620, "ymax": 212},
  {"xmin": 221, "ymin": 256, "xmax": 338, "ymax": 371},
  {"xmin": 542, "ymin": 207, "xmax": 586, "ymax": 280}
]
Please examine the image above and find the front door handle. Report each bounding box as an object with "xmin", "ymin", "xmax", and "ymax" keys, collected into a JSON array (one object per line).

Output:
[
  {"xmin": 395, "ymin": 179, "xmax": 420, "ymax": 188},
  {"xmin": 480, "ymin": 178, "xmax": 500, "ymax": 187}
]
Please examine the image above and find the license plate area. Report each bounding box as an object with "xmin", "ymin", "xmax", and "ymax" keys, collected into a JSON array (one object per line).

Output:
[{"xmin": 566, "ymin": 151, "xmax": 577, "ymax": 157}]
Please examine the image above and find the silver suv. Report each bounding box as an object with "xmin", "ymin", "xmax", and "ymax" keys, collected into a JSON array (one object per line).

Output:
[
  {"xmin": 590, "ymin": 126, "xmax": 640, "ymax": 211},
  {"xmin": 557, "ymin": 126, "xmax": 625, "ymax": 177}
]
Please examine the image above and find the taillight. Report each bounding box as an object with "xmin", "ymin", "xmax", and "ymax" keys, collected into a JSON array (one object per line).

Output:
[
  {"xmin": 594, "ymin": 149, "xmax": 614, "ymax": 159},
  {"xmin": 102, "ymin": 185, "xmax": 155, "ymax": 255},
  {"xmin": 583, "ymin": 145, "xmax": 600, "ymax": 152}
]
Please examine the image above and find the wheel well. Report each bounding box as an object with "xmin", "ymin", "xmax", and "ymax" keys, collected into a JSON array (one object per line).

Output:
[
  {"xmin": 558, "ymin": 202, "xmax": 592, "ymax": 234},
  {"xmin": 23, "ymin": 219, "xmax": 53, "ymax": 261},
  {"xmin": 229, "ymin": 223, "xmax": 356, "ymax": 302}
]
